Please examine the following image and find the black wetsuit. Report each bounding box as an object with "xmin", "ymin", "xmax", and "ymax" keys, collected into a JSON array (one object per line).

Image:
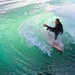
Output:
[{"xmin": 46, "ymin": 23, "xmax": 63, "ymax": 40}]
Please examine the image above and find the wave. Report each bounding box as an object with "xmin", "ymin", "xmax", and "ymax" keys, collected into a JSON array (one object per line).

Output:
[
  {"xmin": 53, "ymin": 4, "xmax": 75, "ymax": 37},
  {"xmin": 53, "ymin": 4, "xmax": 75, "ymax": 20},
  {"xmin": 0, "ymin": 0, "xmax": 51, "ymax": 14},
  {"xmin": 18, "ymin": 2, "xmax": 75, "ymax": 56},
  {"xmin": 20, "ymin": 24, "xmax": 52, "ymax": 57}
]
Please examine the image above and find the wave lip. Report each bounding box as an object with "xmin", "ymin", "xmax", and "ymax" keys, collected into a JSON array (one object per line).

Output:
[{"xmin": 53, "ymin": 4, "xmax": 75, "ymax": 20}]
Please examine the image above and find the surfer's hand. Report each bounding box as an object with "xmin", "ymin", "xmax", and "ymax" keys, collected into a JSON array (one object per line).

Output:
[
  {"xmin": 43, "ymin": 24, "xmax": 47, "ymax": 27},
  {"xmin": 47, "ymin": 27, "xmax": 49, "ymax": 30}
]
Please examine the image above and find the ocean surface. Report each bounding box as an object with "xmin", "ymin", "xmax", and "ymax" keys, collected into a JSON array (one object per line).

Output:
[{"xmin": 0, "ymin": 0, "xmax": 75, "ymax": 75}]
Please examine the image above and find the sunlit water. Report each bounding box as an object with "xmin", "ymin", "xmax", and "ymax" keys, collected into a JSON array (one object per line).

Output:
[{"xmin": 0, "ymin": 0, "xmax": 75, "ymax": 75}]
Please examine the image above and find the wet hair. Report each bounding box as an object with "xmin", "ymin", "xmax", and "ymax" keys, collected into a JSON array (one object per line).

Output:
[{"xmin": 56, "ymin": 18, "xmax": 60, "ymax": 22}]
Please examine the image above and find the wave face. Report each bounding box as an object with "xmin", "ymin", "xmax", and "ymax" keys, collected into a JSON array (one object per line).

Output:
[{"xmin": 0, "ymin": 0, "xmax": 75, "ymax": 75}]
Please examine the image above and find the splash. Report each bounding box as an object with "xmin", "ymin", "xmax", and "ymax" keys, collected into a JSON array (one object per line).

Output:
[{"xmin": 20, "ymin": 21, "xmax": 52, "ymax": 57}]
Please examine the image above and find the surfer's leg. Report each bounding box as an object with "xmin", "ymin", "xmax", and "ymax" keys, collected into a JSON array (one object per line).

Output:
[
  {"xmin": 52, "ymin": 33, "xmax": 58, "ymax": 45},
  {"xmin": 54, "ymin": 33, "xmax": 58, "ymax": 40}
]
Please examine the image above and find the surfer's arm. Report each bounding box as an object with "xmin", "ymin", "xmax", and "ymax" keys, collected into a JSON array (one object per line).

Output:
[
  {"xmin": 43, "ymin": 24, "xmax": 53, "ymax": 31},
  {"xmin": 46, "ymin": 26, "xmax": 53, "ymax": 30}
]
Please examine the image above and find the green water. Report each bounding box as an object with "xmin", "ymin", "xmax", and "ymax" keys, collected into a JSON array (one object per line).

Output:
[{"xmin": 0, "ymin": 1, "xmax": 75, "ymax": 75}]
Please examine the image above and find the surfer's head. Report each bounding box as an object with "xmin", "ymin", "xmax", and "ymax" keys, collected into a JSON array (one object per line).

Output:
[{"xmin": 55, "ymin": 18, "xmax": 60, "ymax": 25}]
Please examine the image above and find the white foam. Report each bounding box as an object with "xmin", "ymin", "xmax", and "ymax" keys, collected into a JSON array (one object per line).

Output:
[
  {"xmin": 53, "ymin": 4, "xmax": 75, "ymax": 20},
  {"xmin": 19, "ymin": 22, "xmax": 52, "ymax": 57},
  {"xmin": 0, "ymin": 0, "xmax": 51, "ymax": 14}
]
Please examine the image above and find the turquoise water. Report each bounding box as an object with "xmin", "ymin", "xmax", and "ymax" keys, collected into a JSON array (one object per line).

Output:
[{"xmin": 0, "ymin": 0, "xmax": 75, "ymax": 75}]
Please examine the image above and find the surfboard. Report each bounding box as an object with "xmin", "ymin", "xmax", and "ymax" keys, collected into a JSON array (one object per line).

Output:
[
  {"xmin": 46, "ymin": 30, "xmax": 63, "ymax": 52},
  {"xmin": 51, "ymin": 43, "xmax": 63, "ymax": 52}
]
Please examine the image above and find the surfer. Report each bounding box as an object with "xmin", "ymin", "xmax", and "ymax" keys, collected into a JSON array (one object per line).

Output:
[{"xmin": 43, "ymin": 19, "xmax": 63, "ymax": 45}]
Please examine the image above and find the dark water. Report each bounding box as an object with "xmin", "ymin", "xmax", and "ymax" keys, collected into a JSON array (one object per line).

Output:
[{"xmin": 0, "ymin": 0, "xmax": 75, "ymax": 75}]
